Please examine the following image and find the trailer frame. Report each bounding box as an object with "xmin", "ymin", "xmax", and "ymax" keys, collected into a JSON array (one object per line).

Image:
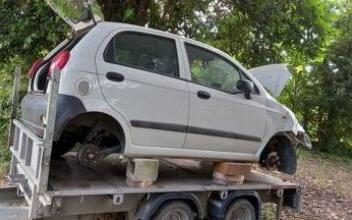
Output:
[{"xmin": 0, "ymin": 68, "xmax": 301, "ymax": 220}]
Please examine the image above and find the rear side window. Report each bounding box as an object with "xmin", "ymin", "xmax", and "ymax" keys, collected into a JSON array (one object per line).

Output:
[{"xmin": 104, "ymin": 32, "xmax": 179, "ymax": 77}]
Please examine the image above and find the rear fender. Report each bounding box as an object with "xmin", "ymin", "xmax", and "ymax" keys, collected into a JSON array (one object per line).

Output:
[
  {"xmin": 135, "ymin": 193, "xmax": 204, "ymax": 219},
  {"xmin": 208, "ymin": 191, "xmax": 261, "ymax": 220}
]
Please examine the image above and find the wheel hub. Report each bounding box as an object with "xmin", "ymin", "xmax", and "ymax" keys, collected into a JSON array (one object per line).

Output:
[
  {"xmin": 265, "ymin": 152, "xmax": 281, "ymax": 170},
  {"xmin": 77, "ymin": 144, "xmax": 101, "ymax": 167},
  {"xmin": 164, "ymin": 208, "xmax": 190, "ymax": 220}
]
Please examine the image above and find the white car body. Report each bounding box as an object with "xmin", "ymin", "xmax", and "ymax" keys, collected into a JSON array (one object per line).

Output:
[
  {"xmin": 40, "ymin": 22, "xmax": 309, "ymax": 162},
  {"xmin": 19, "ymin": 2, "xmax": 312, "ymax": 175}
]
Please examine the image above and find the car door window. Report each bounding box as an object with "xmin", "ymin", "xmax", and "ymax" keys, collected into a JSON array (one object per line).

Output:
[
  {"xmin": 105, "ymin": 32, "xmax": 179, "ymax": 77},
  {"xmin": 185, "ymin": 43, "xmax": 241, "ymax": 93}
]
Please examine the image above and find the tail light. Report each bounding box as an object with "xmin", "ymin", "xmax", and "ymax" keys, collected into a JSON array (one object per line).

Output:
[
  {"xmin": 48, "ymin": 50, "xmax": 70, "ymax": 77},
  {"xmin": 27, "ymin": 59, "xmax": 44, "ymax": 79}
]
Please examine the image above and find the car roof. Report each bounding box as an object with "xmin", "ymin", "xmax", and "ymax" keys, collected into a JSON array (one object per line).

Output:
[{"xmin": 97, "ymin": 22, "xmax": 246, "ymax": 68}]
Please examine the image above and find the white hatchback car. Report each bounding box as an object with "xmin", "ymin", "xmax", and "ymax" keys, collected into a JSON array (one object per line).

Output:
[{"xmin": 21, "ymin": 4, "xmax": 311, "ymax": 174}]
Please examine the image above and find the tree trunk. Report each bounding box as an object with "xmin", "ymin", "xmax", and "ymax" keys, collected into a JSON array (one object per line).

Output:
[
  {"xmin": 134, "ymin": 0, "xmax": 149, "ymax": 25},
  {"xmin": 96, "ymin": 0, "xmax": 149, "ymax": 25},
  {"xmin": 96, "ymin": 0, "xmax": 123, "ymax": 21}
]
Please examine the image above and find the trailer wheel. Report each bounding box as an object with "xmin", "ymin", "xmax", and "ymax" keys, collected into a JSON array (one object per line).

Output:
[
  {"xmin": 153, "ymin": 201, "xmax": 195, "ymax": 220},
  {"xmin": 225, "ymin": 199, "xmax": 256, "ymax": 220}
]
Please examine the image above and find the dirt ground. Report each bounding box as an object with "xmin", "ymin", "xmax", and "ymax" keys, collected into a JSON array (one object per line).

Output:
[{"xmin": 264, "ymin": 150, "xmax": 352, "ymax": 220}]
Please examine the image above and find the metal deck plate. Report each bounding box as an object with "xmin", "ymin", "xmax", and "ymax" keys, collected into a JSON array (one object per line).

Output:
[
  {"xmin": 0, "ymin": 186, "xmax": 29, "ymax": 220},
  {"xmin": 48, "ymin": 154, "xmax": 297, "ymax": 197}
]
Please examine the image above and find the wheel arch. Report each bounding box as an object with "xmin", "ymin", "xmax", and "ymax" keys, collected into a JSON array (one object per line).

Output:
[
  {"xmin": 208, "ymin": 190, "xmax": 261, "ymax": 220},
  {"xmin": 56, "ymin": 110, "xmax": 128, "ymax": 152},
  {"xmin": 258, "ymin": 132, "xmax": 296, "ymax": 162}
]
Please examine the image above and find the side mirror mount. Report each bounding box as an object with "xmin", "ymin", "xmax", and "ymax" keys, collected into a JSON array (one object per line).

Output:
[{"xmin": 236, "ymin": 79, "xmax": 254, "ymax": 99}]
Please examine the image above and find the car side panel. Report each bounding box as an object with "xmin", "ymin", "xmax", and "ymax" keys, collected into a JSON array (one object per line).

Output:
[
  {"xmin": 184, "ymin": 83, "xmax": 266, "ymax": 155},
  {"xmin": 179, "ymin": 39, "xmax": 267, "ymax": 156},
  {"xmin": 95, "ymin": 28, "xmax": 190, "ymax": 149}
]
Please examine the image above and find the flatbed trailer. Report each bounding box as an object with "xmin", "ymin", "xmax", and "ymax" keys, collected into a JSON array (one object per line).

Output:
[{"xmin": 0, "ymin": 69, "xmax": 301, "ymax": 219}]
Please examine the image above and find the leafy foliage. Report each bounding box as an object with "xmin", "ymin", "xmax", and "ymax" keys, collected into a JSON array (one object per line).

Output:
[
  {"xmin": 0, "ymin": 0, "xmax": 351, "ymax": 161},
  {"xmin": 0, "ymin": 0, "xmax": 68, "ymax": 172},
  {"xmin": 0, "ymin": 0, "xmax": 68, "ymax": 64},
  {"xmin": 312, "ymin": 8, "xmax": 352, "ymax": 155},
  {"xmin": 207, "ymin": 0, "xmax": 333, "ymax": 68}
]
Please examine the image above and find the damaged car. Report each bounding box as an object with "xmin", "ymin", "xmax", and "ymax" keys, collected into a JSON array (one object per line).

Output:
[{"xmin": 20, "ymin": 0, "xmax": 311, "ymax": 174}]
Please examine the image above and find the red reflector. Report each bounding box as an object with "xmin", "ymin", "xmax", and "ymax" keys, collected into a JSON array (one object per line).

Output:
[
  {"xmin": 48, "ymin": 50, "xmax": 70, "ymax": 77},
  {"xmin": 28, "ymin": 59, "xmax": 44, "ymax": 79}
]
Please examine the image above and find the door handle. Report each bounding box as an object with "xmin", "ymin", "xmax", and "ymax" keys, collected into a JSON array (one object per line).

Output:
[
  {"xmin": 107, "ymin": 72, "xmax": 124, "ymax": 82},
  {"xmin": 197, "ymin": 90, "xmax": 211, "ymax": 99}
]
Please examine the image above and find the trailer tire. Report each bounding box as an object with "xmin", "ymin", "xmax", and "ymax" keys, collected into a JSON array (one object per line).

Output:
[
  {"xmin": 153, "ymin": 201, "xmax": 195, "ymax": 220},
  {"xmin": 225, "ymin": 199, "xmax": 256, "ymax": 220}
]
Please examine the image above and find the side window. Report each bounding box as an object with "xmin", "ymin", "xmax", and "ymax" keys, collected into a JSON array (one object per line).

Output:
[
  {"xmin": 105, "ymin": 32, "xmax": 179, "ymax": 77},
  {"xmin": 185, "ymin": 43, "xmax": 241, "ymax": 93}
]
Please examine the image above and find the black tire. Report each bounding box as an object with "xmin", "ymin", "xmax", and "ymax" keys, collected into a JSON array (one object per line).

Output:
[
  {"xmin": 225, "ymin": 199, "xmax": 256, "ymax": 220},
  {"xmin": 277, "ymin": 140, "xmax": 297, "ymax": 175},
  {"xmin": 153, "ymin": 201, "xmax": 195, "ymax": 220}
]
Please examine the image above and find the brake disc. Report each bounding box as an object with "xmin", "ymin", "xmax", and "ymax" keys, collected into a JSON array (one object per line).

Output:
[{"xmin": 77, "ymin": 144, "xmax": 101, "ymax": 167}]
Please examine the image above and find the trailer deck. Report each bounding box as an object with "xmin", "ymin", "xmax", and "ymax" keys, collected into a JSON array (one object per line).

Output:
[
  {"xmin": 2, "ymin": 154, "xmax": 300, "ymax": 219},
  {"xmin": 49, "ymin": 155, "xmax": 297, "ymax": 197}
]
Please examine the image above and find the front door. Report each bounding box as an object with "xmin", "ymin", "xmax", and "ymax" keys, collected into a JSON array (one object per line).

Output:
[
  {"xmin": 96, "ymin": 31, "xmax": 189, "ymax": 148},
  {"xmin": 183, "ymin": 43, "xmax": 266, "ymax": 156}
]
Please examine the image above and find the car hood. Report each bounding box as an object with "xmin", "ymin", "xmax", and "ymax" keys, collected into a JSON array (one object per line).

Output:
[
  {"xmin": 46, "ymin": 0, "xmax": 102, "ymax": 32},
  {"xmin": 249, "ymin": 64, "xmax": 291, "ymax": 97}
]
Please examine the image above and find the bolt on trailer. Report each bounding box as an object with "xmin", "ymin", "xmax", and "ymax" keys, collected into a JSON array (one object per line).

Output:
[{"xmin": 0, "ymin": 68, "xmax": 301, "ymax": 220}]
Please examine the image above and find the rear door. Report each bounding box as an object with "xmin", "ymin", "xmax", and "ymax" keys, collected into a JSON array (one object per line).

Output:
[
  {"xmin": 183, "ymin": 42, "xmax": 266, "ymax": 156},
  {"xmin": 96, "ymin": 30, "xmax": 189, "ymax": 149}
]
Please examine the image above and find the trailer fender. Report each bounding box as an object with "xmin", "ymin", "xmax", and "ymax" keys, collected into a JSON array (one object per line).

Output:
[
  {"xmin": 208, "ymin": 190, "xmax": 261, "ymax": 220},
  {"xmin": 135, "ymin": 192, "xmax": 205, "ymax": 220}
]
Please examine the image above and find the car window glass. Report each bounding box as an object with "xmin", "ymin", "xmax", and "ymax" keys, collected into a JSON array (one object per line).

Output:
[
  {"xmin": 185, "ymin": 43, "xmax": 241, "ymax": 93},
  {"xmin": 105, "ymin": 32, "xmax": 179, "ymax": 77}
]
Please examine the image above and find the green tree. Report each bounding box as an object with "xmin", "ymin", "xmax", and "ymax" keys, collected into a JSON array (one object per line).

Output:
[
  {"xmin": 0, "ymin": 0, "xmax": 68, "ymax": 64},
  {"xmin": 205, "ymin": 0, "xmax": 333, "ymax": 68},
  {"xmin": 0, "ymin": 0, "xmax": 349, "ymax": 160},
  {"xmin": 0, "ymin": 0, "xmax": 68, "ymax": 170},
  {"xmin": 311, "ymin": 3, "xmax": 352, "ymax": 155}
]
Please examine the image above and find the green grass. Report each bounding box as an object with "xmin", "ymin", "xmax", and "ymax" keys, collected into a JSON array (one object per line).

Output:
[{"xmin": 0, "ymin": 124, "xmax": 10, "ymax": 178}]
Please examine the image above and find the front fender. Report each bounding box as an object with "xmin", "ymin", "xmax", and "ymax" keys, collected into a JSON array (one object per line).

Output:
[
  {"xmin": 295, "ymin": 131, "xmax": 312, "ymax": 149},
  {"xmin": 257, "ymin": 96, "xmax": 311, "ymax": 159}
]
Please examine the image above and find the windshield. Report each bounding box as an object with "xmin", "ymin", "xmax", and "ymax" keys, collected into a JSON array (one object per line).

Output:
[{"xmin": 46, "ymin": 0, "xmax": 102, "ymax": 28}]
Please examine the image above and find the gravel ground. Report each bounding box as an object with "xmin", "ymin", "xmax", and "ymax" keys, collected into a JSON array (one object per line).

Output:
[{"xmin": 263, "ymin": 150, "xmax": 352, "ymax": 220}]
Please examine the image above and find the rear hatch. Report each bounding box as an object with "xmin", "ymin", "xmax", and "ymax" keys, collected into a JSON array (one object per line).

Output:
[
  {"xmin": 46, "ymin": 0, "xmax": 102, "ymax": 31},
  {"xmin": 21, "ymin": 1, "xmax": 102, "ymax": 137},
  {"xmin": 29, "ymin": 0, "xmax": 103, "ymax": 93}
]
